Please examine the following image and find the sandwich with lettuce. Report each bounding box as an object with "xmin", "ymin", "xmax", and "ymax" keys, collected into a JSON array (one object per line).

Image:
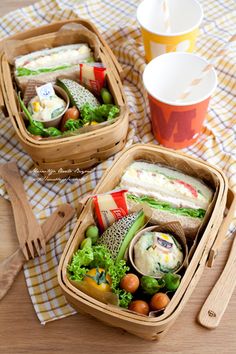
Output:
[
  {"xmin": 120, "ymin": 161, "xmax": 213, "ymax": 238},
  {"xmin": 15, "ymin": 43, "xmax": 94, "ymax": 90}
]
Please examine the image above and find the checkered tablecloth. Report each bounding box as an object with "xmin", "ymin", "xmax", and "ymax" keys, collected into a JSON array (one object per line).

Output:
[{"xmin": 0, "ymin": 0, "xmax": 235, "ymax": 324}]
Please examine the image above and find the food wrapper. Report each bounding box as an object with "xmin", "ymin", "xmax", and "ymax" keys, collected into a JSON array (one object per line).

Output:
[
  {"xmin": 79, "ymin": 63, "xmax": 106, "ymax": 95},
  {"xmin": 3, "ymin": 23, "xmax": 100, "ymax": 65},
  {"xmin": 23, "ymin": 80, "xmax": 46, "ymax": 105},
  {"xmin": 3, "ymin": 23, "xmax": 102, "ymax": 92},
  {"xmin": 93, "ymin": 189, "xmax": 129, "ymax": 232},
  {"xmin": 129, "ymin": 221, "xmax": 188, "ymax": 280}
]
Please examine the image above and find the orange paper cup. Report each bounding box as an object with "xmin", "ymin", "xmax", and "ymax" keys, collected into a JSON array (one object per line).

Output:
[
  {"xmin": 137, "ymin": 0, "xmax": 203, "ymax": 62},
  {"xmin": 143, "ymin": 52, "xmax": 217, "ymax": 149}
]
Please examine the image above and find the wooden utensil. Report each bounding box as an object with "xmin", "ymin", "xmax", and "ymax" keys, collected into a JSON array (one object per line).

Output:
[
  {"xmin": 0, "ymin": 161, "xmax": 45, "ymax": 260},
  {"xmin": 198, "ymin": 230, "xmax": 236, "ymax": 329},
  {"xmin": 0, "ymin": 203, "xmax": 75, "ymax": 301},
  {"xmin": 207, "ymin": 188, "xmax": 236, "ymax": 267}
]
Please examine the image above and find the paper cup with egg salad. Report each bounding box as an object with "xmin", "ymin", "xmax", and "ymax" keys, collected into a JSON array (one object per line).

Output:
[
  {"xmin": 129, "ymin": 223, "xmax": 188, "ymax": 278},
  {"xmin": 27, "ymin": 85, "xmax": 69, "ymax": 127}
]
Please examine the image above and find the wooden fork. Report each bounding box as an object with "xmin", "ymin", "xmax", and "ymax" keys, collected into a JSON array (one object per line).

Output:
[
  {"xmin": 0, "ymin": 161, "xmax": 46, "ymax": 260},
  {"xmin": 0, "ymin": 203, "xmax": 76, "ymax": 301}
]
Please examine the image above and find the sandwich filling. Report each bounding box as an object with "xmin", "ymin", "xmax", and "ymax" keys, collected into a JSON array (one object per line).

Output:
[
  {"xmin": 15, "ymin": 44, "xmax": 93, "ymax": 77},
  {"xmin": 120, "ymin": 161, "xmax": 213, "ymax": 219}
]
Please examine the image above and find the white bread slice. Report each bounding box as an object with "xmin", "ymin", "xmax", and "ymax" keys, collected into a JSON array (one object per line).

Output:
[
  {"xmin": 15, "ymin": 44, "xmax": 91, "ymax": 69},
  {"xmin": 121, "ymin": 161, "xmax": 213, "ymax": 210}
]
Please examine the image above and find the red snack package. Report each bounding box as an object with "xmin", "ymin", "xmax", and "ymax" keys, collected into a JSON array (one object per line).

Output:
[
  {"xmin": 93, "ymin": 189, "xmax": 128, "ymax": 232},
  {"xmin": 79, "ymin": 63, "xmax": 106, "ymax": 95}
]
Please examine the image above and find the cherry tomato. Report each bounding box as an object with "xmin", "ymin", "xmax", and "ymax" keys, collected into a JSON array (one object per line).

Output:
[
  {"xmin": 31, "ymin": 135, "xmax": 42, "ymax": 140},
  {"xmin": 84, "ymin": 268, "xmax": 112, "ymax": 292},
  {"xmin": 150, "ymin": 292, "xmax": 170, "ymax": 311},
  {"xmin": 60, "ymin": 106, "xmax": 80, "ymax": 131},
  {"xmin": 128, "ymin": 300, "xmax": 149, "ymax": 316},
  {"xmin": 64, "ymin": 106, "xmax": 79, "ymax": 120},
  {"xmin": 120, "ymin": 273, "xmax": 140, "ymax": 294}
]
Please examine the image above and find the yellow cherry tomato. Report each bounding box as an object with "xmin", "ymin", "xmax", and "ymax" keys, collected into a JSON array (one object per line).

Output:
[{"xmin": 84, "ymin": 268, "xmax": 112, "ymax": 292}]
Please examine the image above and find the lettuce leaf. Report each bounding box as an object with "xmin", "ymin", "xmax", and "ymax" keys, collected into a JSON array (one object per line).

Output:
[
  {"xmin": 16, "ymin": 56, "xmax": 95, "ymax": 77},
  {"xmin": 80, "ymin": 103, "xmax": 120, "ymax": 124},
  {"xmin": 16, "ymin": 65, "xmax": 71, "ymax": 77},
  {"xmin": 68, "ymin": 244, "xmax": 132, "ymax": 307},
  {"xmin": 64, "ymin": 119, "xmax": 83, "ymax": 131},
  {"xmin": 67, "ymin": 246, "xmax": 94, "ymax": 281},
  {"xmin": 127, "ymin": 194, "xmax": 206, "ymax": 219}
]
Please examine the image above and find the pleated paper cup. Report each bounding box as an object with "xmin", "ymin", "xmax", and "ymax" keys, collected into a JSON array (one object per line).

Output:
[
  {"xmin": 137, "ymin": 0, "xmax": 203, "ymax": 62},
  {"xmin": 143, "ymin": 52, "xmax": 217, "ymax": 149}
]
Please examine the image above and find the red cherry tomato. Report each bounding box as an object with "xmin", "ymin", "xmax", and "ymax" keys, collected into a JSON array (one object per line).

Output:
[
  {"xmin": 31, "ymin": 135, "xmax": 42, "ymax": 140},
  {"xmin": 120, "ymin": 273, "xmax": 140, "ymax": 293},
  {"xmin": 128, "ymin": 300, "xmax": 149, "ymax": 316},
  {"xmin": 60, "ymin": 106, "xmax": 80, "ymax": 131},
  {"xmin": 150, "ymin": 292, "xmax": 170, "ymax": 311}
]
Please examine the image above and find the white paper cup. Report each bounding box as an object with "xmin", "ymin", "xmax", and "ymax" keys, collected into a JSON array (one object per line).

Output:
[
  {"xmin": 143, "ymin": 52, "xmax": 217, "ymax": 149},
  {"xmin": 137, "ymin": 0, "xmax": 203, "ymax": 62},
  {"xmin": 32, "ymin": 85, "xmax": 69, "ymax": 128}
]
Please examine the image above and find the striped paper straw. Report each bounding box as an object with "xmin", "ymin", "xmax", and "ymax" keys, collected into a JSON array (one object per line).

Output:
[
  {"xmin": 177, "ymin": 34, "xmax": 236, "ymax": 101},
  {"xmin": 162, "ymin": 0, "xmax": 171, "ymax": 33}
]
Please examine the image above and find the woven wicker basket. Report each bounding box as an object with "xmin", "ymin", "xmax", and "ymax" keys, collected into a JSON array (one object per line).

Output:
[
  {"xmin": 58, "ymin": 143, "xmax": 235, "ymax": 340},
  {"xmin": 0, "ymin": 19, "xmax": 129, "ymax": 177}
]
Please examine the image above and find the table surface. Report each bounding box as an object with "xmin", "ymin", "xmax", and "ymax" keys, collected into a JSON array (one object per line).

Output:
[{"xmin": 0, "ymin": 1, "xmax": 236, "ymax": 353}]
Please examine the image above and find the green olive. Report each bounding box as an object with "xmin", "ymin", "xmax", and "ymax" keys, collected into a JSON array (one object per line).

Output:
[
  {"xmin": 80, "ymin": 238, "xmax": 92, "ymax": 249},
  {"xmin": 85, "ymin": 225, "xmax": 99, "ymax": 244},
  {"xmin": 101, "ymin": 88, "xmax": 113, "ymax": 104}
]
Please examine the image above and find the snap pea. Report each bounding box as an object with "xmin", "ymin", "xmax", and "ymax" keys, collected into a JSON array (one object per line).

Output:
[
  {"xmin": 44, "ymin": 127, "xmax": 62, "ymax": 137},
  {"xmin": 27, "ymin": 124, "xmax": 44, "ymax": 136}
]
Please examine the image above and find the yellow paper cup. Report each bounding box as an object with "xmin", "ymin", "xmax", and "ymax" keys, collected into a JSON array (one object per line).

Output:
[{"xmin": 137, "ymin": 0, "xmax": 203, "ymax": 62}]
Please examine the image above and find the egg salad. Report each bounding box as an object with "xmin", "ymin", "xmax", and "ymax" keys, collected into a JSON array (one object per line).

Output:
[
  {"xmin": 134, "ymin": 231, "xmax": 183, "ymax": 277},
  {"xmin": 28, "ymin": 94, "xmax": 66, "ymax": 122}
]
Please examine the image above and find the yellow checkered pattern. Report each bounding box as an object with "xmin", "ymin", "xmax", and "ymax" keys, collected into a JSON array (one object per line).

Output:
[{"xmin": 0, "ymin": 0, "xmax": 235, "ymax": 324}]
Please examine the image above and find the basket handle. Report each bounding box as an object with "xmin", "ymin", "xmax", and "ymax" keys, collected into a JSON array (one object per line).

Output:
[
  {"xmin": 207, "ymin": 188, "xmax": 236, "ymax": 267},
  {"xmin": 101, "ymin": 43, "xmax": 124, "ymax": 79},
  {"xmin": 0, "ymin": 51, "xmax": 7, "ymax": 113},
  {"xmin": 0, "ymin": 80, "xmax": 4, "ymax": 111}
]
